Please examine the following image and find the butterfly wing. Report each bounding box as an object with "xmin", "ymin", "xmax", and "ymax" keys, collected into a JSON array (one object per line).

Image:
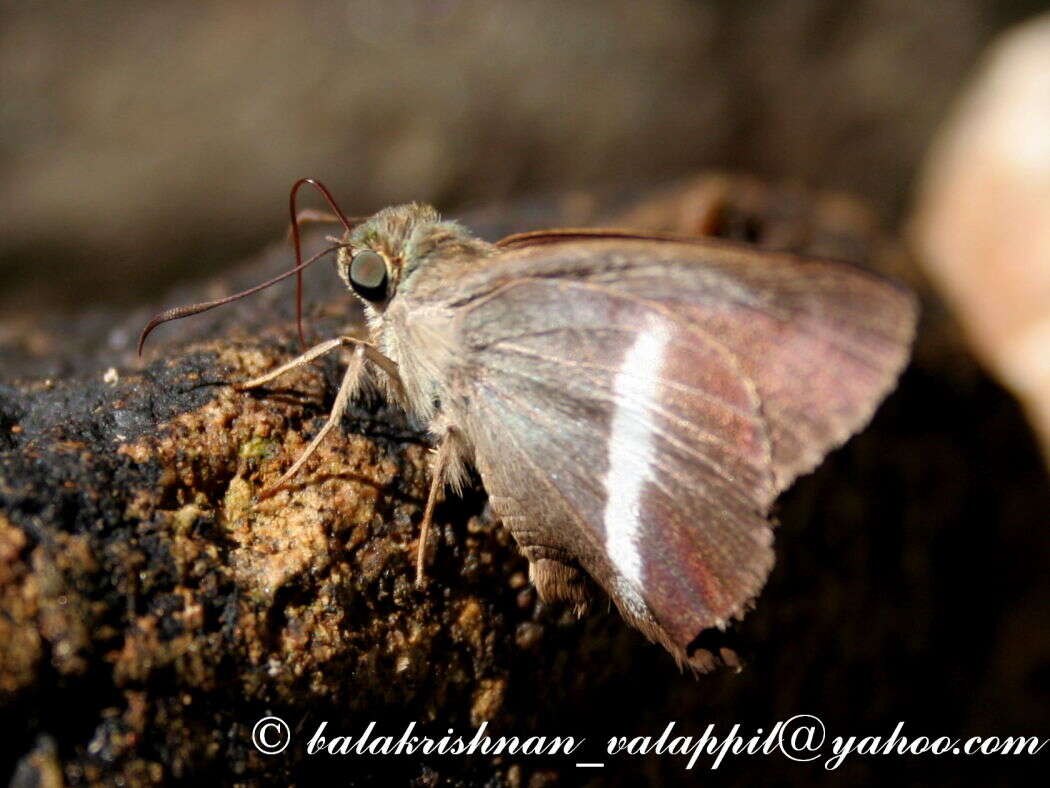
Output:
[{"xmin": 447, "ymin": 236, "xmax": 917, "ymax": 665}]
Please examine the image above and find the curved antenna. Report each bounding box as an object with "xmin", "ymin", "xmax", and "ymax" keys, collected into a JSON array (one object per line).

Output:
[
  {"xmin": 137, "ymin": 242, "xmax": 351, "ymax": 355},
  {"xmin": 289, "ymin": 178, "xmax": 355, "ymax": 346}
]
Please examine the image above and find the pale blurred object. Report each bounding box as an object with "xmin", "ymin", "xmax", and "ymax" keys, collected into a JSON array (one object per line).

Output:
[{"xmin": 913, "ymin": 13, "xmax": 1050, "ymax": 463}]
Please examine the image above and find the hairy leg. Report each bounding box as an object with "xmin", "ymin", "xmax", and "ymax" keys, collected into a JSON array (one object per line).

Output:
[
  {"xmin": 236, "ymin": 337, "xmax": 403, "ymax": 498},
  {"xmin": 415, "ymin": 431, "xmax": 456, "ymax": 587}
]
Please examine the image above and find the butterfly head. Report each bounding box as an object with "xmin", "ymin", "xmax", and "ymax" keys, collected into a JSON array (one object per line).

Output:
[
  {"xmin": 336, "ymin": 203, "xmax": 491, "ymax": 313},
  {"xmin": 135, "ymin": 186, "xmax": 492, "ymax": 356}
]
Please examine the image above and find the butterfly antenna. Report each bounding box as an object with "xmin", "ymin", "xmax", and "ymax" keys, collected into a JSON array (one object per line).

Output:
[
  {"xmin": 288, "ymin": 178, "xmax": 355, "ymax": 347},
  {"xmin": 137, "ymin": 242, "xmax": 350, "ymax": 355}
]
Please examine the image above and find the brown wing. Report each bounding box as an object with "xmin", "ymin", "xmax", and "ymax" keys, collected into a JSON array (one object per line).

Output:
[{"xmin": 448, "ymin": 236, "xmax": 917, "ymax": 666}]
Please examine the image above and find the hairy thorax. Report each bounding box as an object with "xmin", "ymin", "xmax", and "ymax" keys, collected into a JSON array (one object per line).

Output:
[{"xmin": 374, "ymin": 297, "xmax": 461, "ymax": 426}]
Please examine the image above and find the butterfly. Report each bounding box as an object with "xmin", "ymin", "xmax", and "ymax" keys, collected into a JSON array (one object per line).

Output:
[{"xmin": 140, "ymin": 179, "xmax": 917, "ymax": 668}]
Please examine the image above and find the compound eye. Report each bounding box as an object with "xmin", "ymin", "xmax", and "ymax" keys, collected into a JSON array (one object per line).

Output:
[{"xmin": 349, "ymin": 250, "xmax": 388, "ymax": 301}]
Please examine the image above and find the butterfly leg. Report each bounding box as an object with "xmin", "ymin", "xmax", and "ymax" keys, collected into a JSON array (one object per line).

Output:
[
  {"xmin": 242, "ymin": 338, "xmax": 403, "ymax": 499},
  {"xmin": 236, "ymin": 337, "xmax": 345, "ymax": 390},
  {"xmin": 415, "ymin": 431, "xmax": 456, "ymax": 588},
  {"xmin": 255, "ymin": 342, "xmax": 369, "ymax": 499},
  {"xmin": 236, "ymin": 336, "xmax": 403, "ymax": 399}
]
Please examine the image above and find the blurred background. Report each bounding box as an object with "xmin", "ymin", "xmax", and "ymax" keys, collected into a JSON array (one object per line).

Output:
[{"xmin": 0, "ymin": 0, "xmax": 1032, "ymax": 309}]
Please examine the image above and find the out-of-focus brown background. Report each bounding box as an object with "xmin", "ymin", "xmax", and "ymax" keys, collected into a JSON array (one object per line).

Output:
[{"xmin": 0, "ymin": 0, "xmax": 1025, "ymax": 312}]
